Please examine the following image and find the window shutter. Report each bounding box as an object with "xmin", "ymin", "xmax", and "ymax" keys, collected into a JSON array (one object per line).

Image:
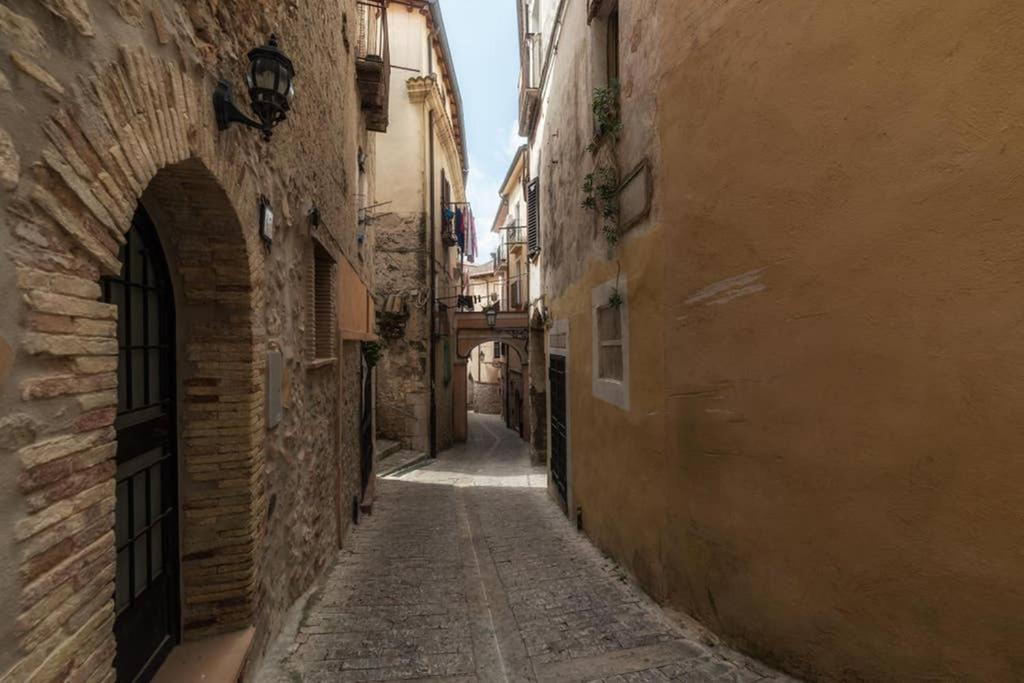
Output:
[{"xmin": 527, "ymin": 177, "xmax": 540, "ymax": 256}]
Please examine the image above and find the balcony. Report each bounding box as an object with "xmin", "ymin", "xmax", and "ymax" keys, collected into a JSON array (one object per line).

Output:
[
  {"xmin": 518, "ymin": 33, "xmax": 541, "ymax": 136},
  {"xmin": 355, "ymin": 0, "xmax": 390, "ymax": 133},
  {"xmin": 493, "ymin": 243, "xmax": 508, "ymax": 273},
  {"xmin": 506, "ymin": 226, "xmax": 527, "ymax": 253}
]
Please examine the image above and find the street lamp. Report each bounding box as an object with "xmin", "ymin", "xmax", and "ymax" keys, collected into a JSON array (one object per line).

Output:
[
  {"xmin": 485, "ymin": 305, "xmax": 498, "ymax": 329},
  {"xmin": 214, "ymin": 34, "xmax": 296, "ymax": 141}
]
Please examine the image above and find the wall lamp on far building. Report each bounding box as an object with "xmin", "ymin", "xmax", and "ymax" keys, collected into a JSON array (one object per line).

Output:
[{"xmin": 214, "ymin": 34, "xmax": 295, "ymax": 142}]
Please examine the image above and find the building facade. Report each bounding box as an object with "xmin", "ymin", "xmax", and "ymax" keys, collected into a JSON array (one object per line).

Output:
[
  {"xmin": 0, "ymin": 0, "xmax": 382, "ymax": 680},
  {"xmin": 519, "ymin": 0, "xmax": 1024, "ymax": 681},
  {"xmin": 490, "ymin": 144, "xmax": 543, "ymax": 456},
  {"xmin": 373, "ymin": 0, "xmax": 468, "ymax": 456}
]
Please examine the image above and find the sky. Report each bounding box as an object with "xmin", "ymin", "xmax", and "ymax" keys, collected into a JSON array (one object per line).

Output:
[{"xmin": 438, "ymin": 0, "xmax": 525, "ymax": 262}]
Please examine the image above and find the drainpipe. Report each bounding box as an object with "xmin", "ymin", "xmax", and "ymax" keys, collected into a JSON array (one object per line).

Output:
[{"xmin": 428, "ymin": 109, "xmax": 437, "ymax": 459}]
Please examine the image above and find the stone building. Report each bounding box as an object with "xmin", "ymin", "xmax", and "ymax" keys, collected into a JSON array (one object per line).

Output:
[
  {"xmin": 373, "ymin": 0, "xmax": 468, "ymax": 456},
  {"xmin": 0, "ymin": 0, "xmax": 383, "ymax": 680},
  {"xmin": 519, "ymin": 0, "xmax": 1024, "ymax": 681},
  {"xmin": 490, "ymin": 144, "xmax": 538, "ymax": 448}
]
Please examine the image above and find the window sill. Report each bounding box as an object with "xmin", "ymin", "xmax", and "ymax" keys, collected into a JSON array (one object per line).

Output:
[{"xmin": 307, "ymin": 358, "xmax": 337, "ymax": 370}]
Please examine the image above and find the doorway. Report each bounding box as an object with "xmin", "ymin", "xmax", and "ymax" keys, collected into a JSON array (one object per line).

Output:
[
  {"xmin": 549, "ymin": 355, "xmax": 568, "ymax": 505},
  {"xmin": 104, "ymin": 207, "xmax": 180, "ymax": 682}
]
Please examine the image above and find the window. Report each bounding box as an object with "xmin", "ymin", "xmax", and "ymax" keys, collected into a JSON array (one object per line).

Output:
[
  {"xmin": 494, "ymin": 342, "xmax": 503, "ymax": 359},
  {"xmin": 309, "ymin": 241, "xmax": 336, "ymax": 362},
  {"xmin": 606, "ymin": 7, "xmax": 619, "ymax": 85},
  {"xmin": 591, "ymin": 277, "xmax": 629, "ymax": 409},
  {"xmin": 527, "ymin": 177, "xmax": 540, "ymax": 256},
  {"xmin": 596, "ymin": 304, "xmax": 622, "ymax": 381}
]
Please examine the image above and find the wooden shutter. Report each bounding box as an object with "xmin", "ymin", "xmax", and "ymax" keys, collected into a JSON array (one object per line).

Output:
[{"xmin": 527, "ymin": 177, "xmax": 540, "ymax": 256}]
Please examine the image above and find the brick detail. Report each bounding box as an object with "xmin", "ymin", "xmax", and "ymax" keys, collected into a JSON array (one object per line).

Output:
[{"xmin": 4, "ymin": 44, "xmax": 265, "ymax": 682}]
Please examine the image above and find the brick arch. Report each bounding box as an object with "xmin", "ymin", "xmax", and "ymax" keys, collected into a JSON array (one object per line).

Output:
[
  {"xmin": 6, "ymin": 47, "xmax": 265, "ymax": 680},
  {"xmin": 141, "ymin": 159, "xmax": 264, "ymax": 638},
  {"xmin": 453, "ymin": 318, "xmax": 531, "ymax": 443}
]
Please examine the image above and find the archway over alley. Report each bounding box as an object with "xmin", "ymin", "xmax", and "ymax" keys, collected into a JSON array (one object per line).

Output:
[{"xmin": 453, "ymin": 310, "xmax": 530, "ymax": 443}]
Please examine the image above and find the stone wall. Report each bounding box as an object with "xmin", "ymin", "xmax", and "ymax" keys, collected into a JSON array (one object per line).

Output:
[
  {"xmin": 0, "ymin": 0, "xmax": 375, "ymax": 679},
  {"xmin": 374, "ymin": 212, "xmax": 430, "ymax": 452},
  {"xmin": 471, "ymin": 382, "xmax": 501, "ymax": 416}
]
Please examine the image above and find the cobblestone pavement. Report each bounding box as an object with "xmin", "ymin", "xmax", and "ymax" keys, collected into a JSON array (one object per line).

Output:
[{"xmin": 256, "ymin": 414, "xmax": 796, "ymax": 683}]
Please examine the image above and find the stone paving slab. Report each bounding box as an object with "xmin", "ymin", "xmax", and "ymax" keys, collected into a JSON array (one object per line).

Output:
[{"xmin": 256, "ymin": 415, "xmax": 797, "ymax": 683}]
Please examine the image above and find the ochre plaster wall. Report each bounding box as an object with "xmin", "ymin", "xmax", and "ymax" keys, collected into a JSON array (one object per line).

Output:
[
  {"xmin": 651, "ymin": 2, "xmax": 1024, "ymax": 680},
  {"xmin": 534, "ymin": 0, "xmax": 1024, "ymax": 681}
]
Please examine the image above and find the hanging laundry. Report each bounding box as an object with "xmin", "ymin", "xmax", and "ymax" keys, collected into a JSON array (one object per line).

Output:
[
  {"xmin": 455, "ymin": 207, "xmax": 466, "ymax": 251},
  {"xmin": 443, "ymin": 206, "xmax": 455, "ymax": 235},
  {"xmin": 467, "ymin": 207, "xmax": 478, "ymax": 263}
]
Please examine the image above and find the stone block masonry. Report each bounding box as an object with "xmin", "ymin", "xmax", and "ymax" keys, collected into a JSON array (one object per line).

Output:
[{"xmin": 0, "ymin": 0, "xmax": 377, "ymax": 680}]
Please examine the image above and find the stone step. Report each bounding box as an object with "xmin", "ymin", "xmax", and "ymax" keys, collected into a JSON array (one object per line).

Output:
[
  {"xmin": 377, "ymin": 449, "xmax": 430, "ymax": 478},
  {"xmin": 376, "ymin": 439, "xmax": 402, "ymax": 461}
]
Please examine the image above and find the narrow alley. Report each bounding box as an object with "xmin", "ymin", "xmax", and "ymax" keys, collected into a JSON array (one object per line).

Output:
[{"xmin": 257, "ymin": 415, "xmax": 791, "ymax": 683}]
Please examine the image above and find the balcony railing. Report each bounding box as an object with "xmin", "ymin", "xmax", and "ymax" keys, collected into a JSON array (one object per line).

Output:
[
  {"xmin": 493, "ymin": 244, "xmax": 508, "ymax": 272},
  {"xmin": 355, "ymin": 0, "xmax": 390, "ymax": 132},
  {"xmin": 506, "ymin": 225, "xmax": 527, "ymax": 251}
]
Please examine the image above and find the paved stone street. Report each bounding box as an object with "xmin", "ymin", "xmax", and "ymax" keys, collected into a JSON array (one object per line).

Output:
[{"xmin": 257, "ymin": 414, "xmax": 794, "ymax": 683}]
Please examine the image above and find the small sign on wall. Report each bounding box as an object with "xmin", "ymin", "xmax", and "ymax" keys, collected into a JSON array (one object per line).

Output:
[
  {"xmin": 259, "ymin": 195, "xmax": 274, "ymax": 244},
  {"xmin": 267, "ymin": 350, "xmax": 283, "ymax": 429}
]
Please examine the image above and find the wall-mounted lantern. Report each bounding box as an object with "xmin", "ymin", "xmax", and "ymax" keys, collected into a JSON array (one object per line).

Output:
[
  {"xmin": 214, "ymin": 35, "xmax": 296, "ymax": 141},
  {"xmin": 485, "ymin": 305, "xmax": 498, "ymax": 329}
]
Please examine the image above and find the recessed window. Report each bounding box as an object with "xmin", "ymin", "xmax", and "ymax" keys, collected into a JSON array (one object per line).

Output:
[
  {"xmin": 591, "ymin": 277, "xmax": 629, "ymax": 409},
  {"xmin": 309, "ymin": 241, "xmax": 336, "ymax": 362},
  {"xmin": 606, "ymin": 7, "xmax": 619, "ymax": 85},
  {"xmin": 596, "ymin": 304, "xmax": 623, "ymax": 381}
]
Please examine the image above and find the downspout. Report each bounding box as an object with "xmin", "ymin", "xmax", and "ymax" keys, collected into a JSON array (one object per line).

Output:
[{"xmin": 428, "ymin": 109, "xmax": 437, "ymax": 459}]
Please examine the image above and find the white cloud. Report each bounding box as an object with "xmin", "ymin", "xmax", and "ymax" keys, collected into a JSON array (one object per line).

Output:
[{"xmin": 503, "ymin": 119, "xmax": 526, "ymax": 158}]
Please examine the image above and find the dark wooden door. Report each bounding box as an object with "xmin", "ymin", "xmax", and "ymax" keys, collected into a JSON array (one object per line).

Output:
[
  {"xmin": 104, "ymin": 207, "xmax": 180, "ymax": 682},
  {"xmin": 549, "ymin": 356, "xmax": 568, "ymax": 505}
]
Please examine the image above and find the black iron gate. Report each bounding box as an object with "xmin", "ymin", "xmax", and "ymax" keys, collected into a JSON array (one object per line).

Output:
[
  {"xmin": 360, "ymin": 355, "xmax": 373, "ymax": 494},
  {"xmin": 105, "ymin": 208, "xmax": 180, "ymax": 682},
  {"xmin": 549, "ymin": 355, "xmax": 568, "ymax": 505}
]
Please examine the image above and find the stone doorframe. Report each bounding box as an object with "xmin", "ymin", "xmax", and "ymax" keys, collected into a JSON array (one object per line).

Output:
[
  {"xmin": 452, "ymin": 312, "xmax": 530, "ymax": 442},
  {"xmin": 5, "ymin": 48, "xmax": 268, "ymax": 681}
]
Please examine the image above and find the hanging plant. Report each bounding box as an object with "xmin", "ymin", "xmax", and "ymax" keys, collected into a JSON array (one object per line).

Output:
[
  {"xmin": 608, "ymin": 287, "xmax": 624, "ymax": 309},
  {"xmin": 587, "ymin": 80, "xmax": 622, "ymax": 154},
  {"xmin": 582, "ymin": 165, "xmax": 620, "ymax": 246},
  {"xmin": 361, "ymin": 340, "xmax": 383, "ymax": 368}
]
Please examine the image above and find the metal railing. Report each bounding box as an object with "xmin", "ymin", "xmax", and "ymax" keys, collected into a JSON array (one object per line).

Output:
[
  {"xmin": 505, "ymin": 226, "xmax": 527, "ymax": 246},
  {"xmin": 355, "ymin": 0, "xmax": 390, "ymax": 131},
  {"xmin": 356, "ymin": 0, "xmax": 388, "ymax": 61},
  {"xmin": 493, "ymin": 244, "xmax": 507, "ymax": 271}
]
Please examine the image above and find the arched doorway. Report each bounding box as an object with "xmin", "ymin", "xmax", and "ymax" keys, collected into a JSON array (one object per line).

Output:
[
  {"xmin": 104, "ymin": 207, "xmax": 179, "ymax": 681},
  {"xmin": 105, "ymin": 158, "xmax": 262, "ymax": 678},
  {"xmin": 453, "ymin": 310, "xmax": 530, "ymax": 443}
]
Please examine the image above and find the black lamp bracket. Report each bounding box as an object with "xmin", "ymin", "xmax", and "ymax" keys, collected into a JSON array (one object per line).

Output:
[{"xmin": 214, "ymin": 80, "xmax": 263, "ymax": 135}]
